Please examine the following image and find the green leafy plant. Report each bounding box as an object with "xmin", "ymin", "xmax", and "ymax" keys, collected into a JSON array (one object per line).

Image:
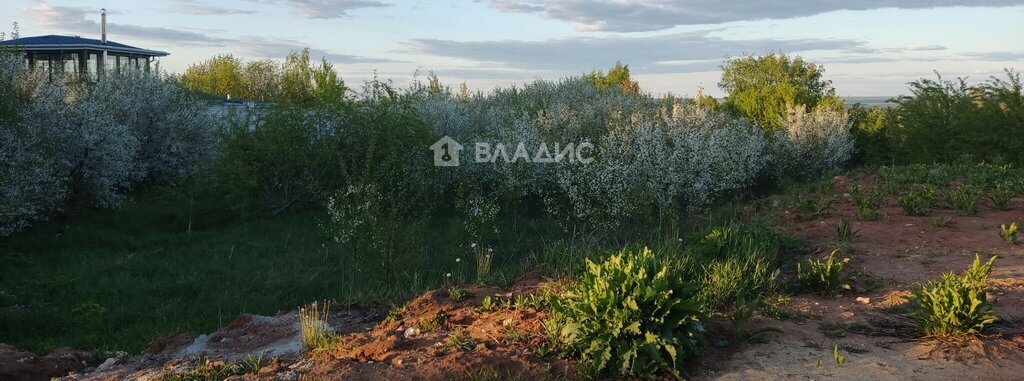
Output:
[
  {"xmin": 446, "ymin": 330, "xmax": 477, "ymax": 351},
  {"xmin": 547, "ymin": 247, "xmax": 704, "ymax": 379},
  {"xmin": 898, "ymin": 186, "xmax": 932, "ymax": 216},
  {"xmin": 416, "ymin": 312, "xmax": 448, "ymax": 333},
  {"xmin": 836, "ymin": 218, "xmax": 857, "ymax": 242},
  {"xmin": 991, "ymin": 182, "xmax": 1014, "ymax": 210},
  {"xmin": 849, "ymin": 185, "xmax": 883, "ymax": 221},
  {"xmin": 795, "ymin": 250, "xmax": 851, "ymax": 296},
  {"xmin": 730, "ymin": 293, "xmax": 782, "ymax": 344},
  {"xmin": 476, "ymin": 294, "xmax": 511, "ymax": 312},
  {"xmin": 299, "ymin": 301, "xmax": 335, "ymax": 352},
  {"xmin": 947, "ymin": 184, "xmax": 983, "ymax": 216},
  {"xmin": 799, "ymin": 197, "xmax": 834, "ymax": 220},
  {"xmin": 929, "ymin": 215, "xmax": 951, "ymax": 228},
  {"xmin": 241, "ymin": 353, "xmax": 266, "ymax": 374},
  {"xmin": 1000, "ymin": 222, "xmax": 1018, "ymax": 244},
  {"xmin": 447, "ymin": 286, "xmax": 474, "ymax": 302},
  {"xmin": 907, "ymin": 255, "xmax": 998, "ymax": 339},
  {"xmin": 833, "ymin": 345, "xmax": 846, "ymax": 367}
]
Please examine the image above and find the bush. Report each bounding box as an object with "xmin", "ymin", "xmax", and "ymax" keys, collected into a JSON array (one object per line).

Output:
[
  {"xmin": 886, "ymin": 71, "xmax": 1024, "ymax": 165},
  {"xmin": 908, "ymin": 255, "xmax": 998, "ymax": 339},
  {"xmin": 1001, "ymin": 222, "xmax": 1018, "ymax": 244},
  {"xmin": 547, "ymin": 247, "xmax": 703, "ymax": 378},
  {"xmin": 795, "ymin": 250, "xmax": 851, "ymax": 296},
  {"xmin": 947, "ymin": 184, "xmax": 982, "ymax": 216},
  {"xmin": 769, "ymin": 105, "xmax": 854, "ymax": 181},
  {"xmin": 0, "ymin": 53, "xmax": 215, "ymax": 235}
]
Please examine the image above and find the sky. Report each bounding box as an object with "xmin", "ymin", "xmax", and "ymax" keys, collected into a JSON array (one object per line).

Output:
[{"xmin": 1, "ymin": 0, "xmax": 1022, "ymax": 97}]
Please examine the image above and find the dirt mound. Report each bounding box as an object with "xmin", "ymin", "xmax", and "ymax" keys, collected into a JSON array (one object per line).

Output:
[
  {"xmin": 0, "ymin": 344, "xmax": 97, "ymax": 381},
  {"xmin": 59, "ymin": 275, "xmax": 574, "ymax": 380}
]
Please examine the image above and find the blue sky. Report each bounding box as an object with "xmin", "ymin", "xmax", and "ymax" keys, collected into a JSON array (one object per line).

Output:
[{"xmin": 2, "ymin": 0, "xmax": 1022, "ymax": 96}]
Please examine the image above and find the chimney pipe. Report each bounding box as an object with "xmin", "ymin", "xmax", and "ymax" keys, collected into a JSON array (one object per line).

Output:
[{"xmin": 100, "ymin": 8, "xmax": 106, "ymax": 44}]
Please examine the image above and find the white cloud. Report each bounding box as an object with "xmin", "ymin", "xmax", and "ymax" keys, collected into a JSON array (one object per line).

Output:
[
  {"xmin": 407, "ymin": 30, "xmax": 866, "ymax": 74},
  {"xmin": 488, "ymin": 0, "xmax": 1024, "ymax": 32}
]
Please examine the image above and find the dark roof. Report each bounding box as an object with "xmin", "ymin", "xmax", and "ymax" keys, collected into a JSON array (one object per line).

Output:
[{"xmin": 0, "ymin": 35, "xmax": 168, "ymax": 57}]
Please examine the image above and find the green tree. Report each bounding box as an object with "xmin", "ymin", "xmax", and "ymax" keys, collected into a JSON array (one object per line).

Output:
[
  {"xmin": 887, "ymin": 70, "xmax": 1023, "ymax": 164},
  {"xmin": 311, "ymin": 58, "xmax": 346, "ymax": 106},
  {"xmin": 719, "ymin": 52, "xmax": 841, "ymax": 130},
  {"xmin": 180, "ymin": 54, "xmax": 246, "ymax": 99},
  {"xmin": 586, "ymin": 61, "xmax": 640, "ymax": 95},
  {"xmin": 280, "ymin": 48, "xmax": 314, "ymax": 105},
  {"xmin": 242, "ymin": 59, "xmax": 280, "ymax": 101}
]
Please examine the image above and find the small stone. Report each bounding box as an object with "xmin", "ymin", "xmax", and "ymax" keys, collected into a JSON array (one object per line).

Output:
[
  {"xmin": 855, "ymin": 297, "xmax": 870, "ymax": 305},
  {"xmin": 403, "ymin": 327, "xmax": 420, "ymax": 339},
  {"xmin": 96, "ymin": 358, "xmax": 118, "ymax": 371}
]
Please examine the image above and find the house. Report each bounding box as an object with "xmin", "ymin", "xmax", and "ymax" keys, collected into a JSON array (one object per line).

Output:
[{"xmin": 0, "ymin": 9, "xmax": 168, "ymax": 77}]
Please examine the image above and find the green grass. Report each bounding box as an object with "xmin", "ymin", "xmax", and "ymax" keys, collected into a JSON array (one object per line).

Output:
[
  {"xmin": 0, "ymin": 173, "xmax": 809, "ymax": 356},
  {"xmin": 0, "ymin": 192, "xmax": 351, "ymax": 354},
  {"xmin": 0, "ymin": 189, "xmax": 539, "ymax": 354}
]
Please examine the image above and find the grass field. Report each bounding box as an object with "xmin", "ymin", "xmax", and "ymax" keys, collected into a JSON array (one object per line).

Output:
[{"xmin": 0, "ymin": 186, "xmax": 785, "ymax": 354}]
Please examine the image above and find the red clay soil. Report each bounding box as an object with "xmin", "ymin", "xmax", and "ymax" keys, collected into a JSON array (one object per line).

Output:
[
  {"xmin": 55, "ymin": 271, "xmax": 575, "ymax": 380},
  {"xmin": 690, "ymin": 175, "xmax": 1024, "ymax": 380}
]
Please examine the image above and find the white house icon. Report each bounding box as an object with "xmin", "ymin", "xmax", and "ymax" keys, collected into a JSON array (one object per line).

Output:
[{"xmin": 429, "ymin": 135, "xmax": 463, "ymax": 167}]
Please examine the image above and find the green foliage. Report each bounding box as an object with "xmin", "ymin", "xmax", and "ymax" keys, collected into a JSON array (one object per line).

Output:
[
  {"xmin": 585, "ymin": 61, "xmax": 640, "ymax": 95},
  {"xmin": 898, "ymin": 186, "xmax": 934, "ymax": 216},
  {"xmin": 477, "ymin": 294, "xmax": 511, "ymax": 313},
  {"xmin": 730, "ymin": 294, "xmax": 782, "ymax": 344},
  {"xmin": 836, "ymin": 218, "xmax": 856, "ymax": 242},
  {"xmin": 795, "ymin": 250, "xmax": 851, "ymax": 296},
  {"xmin": 930, "ymin": 215, "xmax": 952, "ymax": 228},
  {"xmin": 799, "ymin": 197, "xmax": 833, "ymax": 220},
  {"xmin": 833, "ymin": 345, "xmax": 846, "ymax": 367},
  {"xmin": 848, "ymin": 105, "xmax": 894, "ymax": 165},
  {"xmin": 886, "ymin": 70, "xmax": 1024, "ymax": 165},
  {"xmin": 180, "ymin": 49, "xmax": 346, "ymax": 106},
  {"xmin": 446, "ymin": 330, "xmax": 477, "ymax": 351},
  {"xmin": 947, "ymin": 184, "xmax": 983, "ymax": 216},
  {"xmin": 719, "ymin": 52, "xmax": 842, "ymax": 130},
  {"xmin": 991, "ymin": 182, "xmax": 1015, "ymax": 210},
  {"xmin": 417, "ymin": 312, "xmax": 448, "ymax": 333},
  {"xmin": 687, "ymin": 225, "xmax": 793, "ymax": 312},
  {"xmin": 908, "ymin": 255, "xmax": 998, "ymax": 339},
  {"xmin": 447, "ymin": 286, "xmax": 474, "ymax": 302},
  {"xmin": 213, "ymin": 106, "xmax": 329, "ymax": 215},
  {"xmin": 547, "ymin": 247, "xmax": 704, "ymax": 378},
  {"xmin": 848, "ymin": 185, "xmax": 883, "ymax": 220},
  {"xmin": 1000, "ymin": 222, "xmax": 1018, "ymax": 244}
]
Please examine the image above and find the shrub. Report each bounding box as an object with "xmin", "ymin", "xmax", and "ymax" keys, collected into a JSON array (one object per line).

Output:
[
  {"xmin": 848, "ymin": 185, "xmax": 883, "ymax": 220},
  {"xmin": 547, "ymin": 247, "xmax": 703, "ymax": 378},
  {"xmin": 795, "ymin": 250, "xmax": 851, "ymax": 296},
  {"xmin": 769, "ymin": 105, "xmax": 854, "ymax": 181},
  {"xmin": 0, "ymin": 55, "xmax": 215, "ymax": 236},
  {"xmin": 907, "ymin": 256, "xmax": 998, "ymax": 339},
  {"xmin": 898, "ymin": 187, "xmax": 931, "ymax": 216},
  {"xmin": 887, "ymin": 71, "xmax": 1024, "ymax": 165},
  {"xmin": 991, "ymin": 182, "xmax": 1014, "ymax": 210},
  {"xmin": 1001, "ymin": 222, "xmax": 1018, "ymax": 244},
  {"xmin": 947, "ymin": 184, "xmax": 983, "ymax": 216},
  {"xmin": 836, "ymin": 218, "xmax": 856, "ymax": 242}
]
